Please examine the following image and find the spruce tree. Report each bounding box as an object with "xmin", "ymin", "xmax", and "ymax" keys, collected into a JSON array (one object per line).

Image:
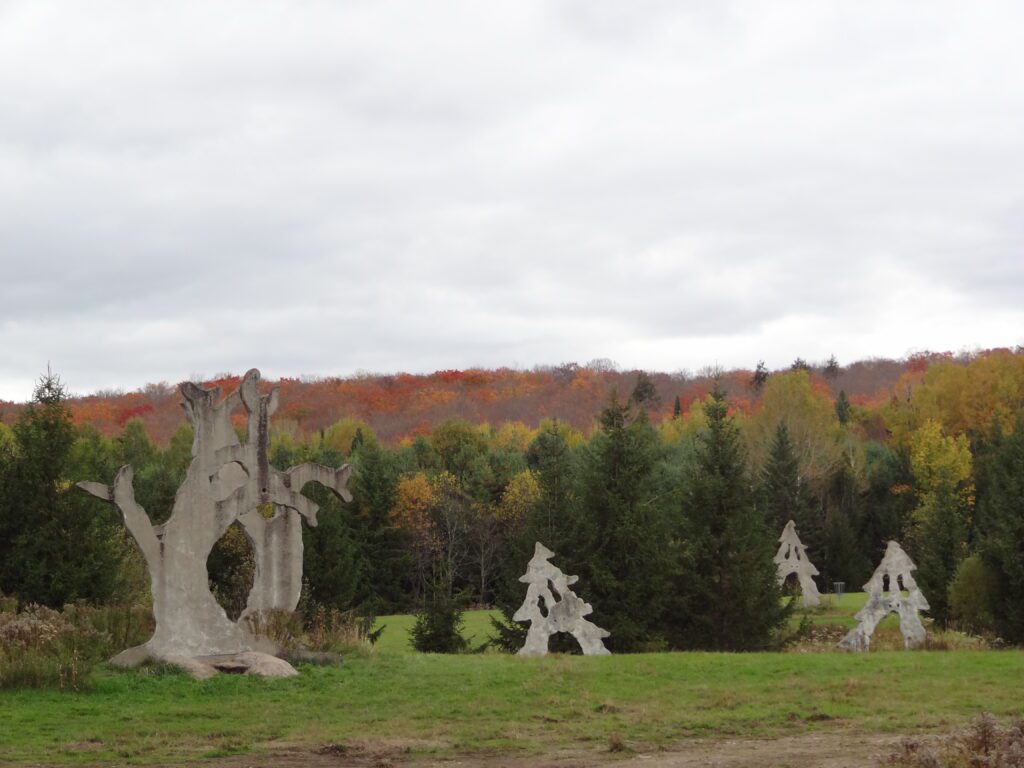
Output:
[
  {"xmin": 975, "ymin": 418, "xmax": 1024, "ymax": 642},
  {"xmin": 820, "ymin": 464, "xmax": 871, "ymax": 589},
  {"xmin": 673, "ymin": 387, "xmax": 790, "ymax": 650},
  {"xmin": 0, "ymin": 371, "xmax": 125, "ymax": 606},
  {"xmin": 349, "ymin": 439, "xmax": 410, "ymax": 612},
  {"xmin": 574, "ymin": 392, "xmax": 672, "ymax": 651},
  {"xmin": 835, "ymin": 390, "xmax": 851, "ymax": 425},
  {"xmin": 760, "ymin": 422, "xmax": 817, "ymax": 538}
]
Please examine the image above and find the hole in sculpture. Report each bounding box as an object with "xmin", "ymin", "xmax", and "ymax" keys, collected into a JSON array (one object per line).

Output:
[
  {"xmin": 548, "ymin": 579, "xmax": 561, "ymax": 601},
  {"xmin": 536, "ymin": 595, "xmax": 548, "ymax": 618},
  {"xmin": 783, "ymin": 572, "xmax": 800, "ymax": 596},
  {"xmin": 897, "ymin": 574, "xmax": 906, "ymax": 593},
  {"xmin": 207, "ymin": 521, "xmax": 255, "ymax": 621},
  {"xmin": 882, "ymin": 574, "xmax": 891, "ymax": 594}
]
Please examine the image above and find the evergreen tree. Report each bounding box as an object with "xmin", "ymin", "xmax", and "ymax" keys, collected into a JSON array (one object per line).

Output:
[
  {"xmin": 673, "ymin": 395, "xmax": 682, "ymax": 419},
  {"xmin": 297, "ymin": 441, "xmax": 369, "ymax": 613},
  {"xmin": 824, "ymin": 355, "xmax": 840, "ymax": 380},
  {"xmin": 750, "ymin": 360, "xmax": 770, "ymax": 391},
  {"xmin": 574, "ymin": 392, "xmax": 672, "ymax": 651},
  {"xmin": 760, "ymin": 422, "xmax": 818, "ymax": 540},
  {"xmin": 301, "ymin": 487, "xmax": 367, "ymax": 612},
  {"xmin": 0, "ymin": 371, "xmax": 126, "ymax": 606},
  {"xmin": 630, "ymin": 371, "xmax": 660, "ymax": 409},
  {"xmin": 906, "ymin": 420, "xmax": 972, "ymax": 625},
  {"xmin": 820, "ymin": 465, "xmax": 871, "ymax": 589},
  {"xmin": 350, "ymin": 427, "xmax": 366, "ymax": 454},
  {"xmin": 859, "ymin": 442, "xmax": 915, "ymax": 562},
  {"xmin": 975, "ymin": 418, "xmax": 1024, "ymax": 642},
  {"xmin": 349, "ymin": 438, "xmax": 410, "ymax": 612},
  {"xmin": 835, "ymin": 390, "xmax": 851, "ymax": 425},
  {"xmin": 410, "ymin": 580, "xmax": 468, "ymax": 653},
  {"xmin": 672, "ymin": 387, "xmax": 790, "ymax": 650}
]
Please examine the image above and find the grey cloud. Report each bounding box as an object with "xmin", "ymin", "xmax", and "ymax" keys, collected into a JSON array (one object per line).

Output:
[{"xmin": 2, "ymin": 1, "xmax": 1024, "ymax": 399}]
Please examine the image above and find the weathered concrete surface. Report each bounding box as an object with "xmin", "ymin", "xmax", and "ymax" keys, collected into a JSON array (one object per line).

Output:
[
  {"xmin": 163, "ymin": 655, "xmax": 218, "ymax": 680},
  {"xmin": 513, "ymin": 542, "xmax": 610, "ymax": 656},
  {"xmin": 774, "ymin": 520, "xmax": 822, "ymax": 607},
  {"xmin": 202, "ymin": 651, "xmax": 299, "ymax": 678},
  {"xmin": 838, "ymin": 540, "xmax": 929, "ymax": 651},
  {"xmin": 78, "ymin": 369, "xmax": 351, "ymax": 677}
]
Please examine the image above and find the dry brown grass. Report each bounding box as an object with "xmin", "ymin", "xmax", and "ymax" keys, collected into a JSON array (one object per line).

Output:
[{"xmin": 884, "ymin": 713, "xmax": 1024, "ymax": 767}]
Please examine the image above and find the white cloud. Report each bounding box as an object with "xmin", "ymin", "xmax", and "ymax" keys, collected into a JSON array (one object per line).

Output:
[{"xmin": 1, "ymin": 0, "xmax": 1023, "ymax": 400}]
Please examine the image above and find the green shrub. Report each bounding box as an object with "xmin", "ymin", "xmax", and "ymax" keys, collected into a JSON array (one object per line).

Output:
[
  {"xmin": 411, "ymin": 590, "xmax": 467, "ymax": 654},
  {"xmin": 948, "ymin": 554, "xmax": 999, "ymax": 636}
]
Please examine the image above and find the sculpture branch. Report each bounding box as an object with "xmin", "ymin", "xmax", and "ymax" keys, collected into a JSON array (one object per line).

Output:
[{"xmin": 77, "ymin": 465, "xmax": 160, "ymax": 570}]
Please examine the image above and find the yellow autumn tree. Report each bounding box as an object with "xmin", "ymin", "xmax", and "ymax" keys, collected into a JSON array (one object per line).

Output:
[
  {"xmin": 906, "ymin": 419, "xmax": 974, "ymax": 622},
  {"xmin": 497, "ymin": 469, "xmax": 541, "ymax": 523},
  {"xmin": 899, "ymin": 352, "xmax": 1024, "ymax": 440},
  {"xmin": 322, "ymin": 418, "xmax": 376, "ymax": 458},
  {"xmin": 491, "ymin": 422, "xmax": 536, "ymax": 453},
  {"xmin": 746, "ymin": 371, "xmax": 842, "ymax": 487}
]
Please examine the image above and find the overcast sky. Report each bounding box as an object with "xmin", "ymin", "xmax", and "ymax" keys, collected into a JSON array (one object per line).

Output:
[{"xmin": 2, "ymin": 1, "xmax": 1023, "ymax": 400}]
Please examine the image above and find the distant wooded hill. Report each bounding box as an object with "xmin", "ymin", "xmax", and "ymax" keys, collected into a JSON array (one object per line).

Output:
[{"xmin": 0, "ymin": 350, "xmax": 1011, "ymax": 445}]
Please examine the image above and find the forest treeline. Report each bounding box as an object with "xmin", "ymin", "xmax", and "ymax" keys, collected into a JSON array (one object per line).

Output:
[
  {"xmin": 1, "ymin": 348, "xmax": 1024, "ymax": 650},
  {"xmin": 0, "ymin": 351, "xmax": 971, "ymax": 445}
]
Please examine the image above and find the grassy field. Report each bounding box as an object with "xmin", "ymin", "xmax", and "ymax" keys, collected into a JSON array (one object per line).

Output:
[
  {"xmin": 0, "ymin": 596, "xmax": 1021, "ymax": 766},
  {"xmin": 371, "ymin": 591, "xmax": 877, "ymax": 653}
]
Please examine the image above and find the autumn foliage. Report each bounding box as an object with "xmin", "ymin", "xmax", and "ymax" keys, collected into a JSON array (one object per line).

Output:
[{"xmin": 2, "ymin": 351, "xmax": 1008, "ymax": 447}]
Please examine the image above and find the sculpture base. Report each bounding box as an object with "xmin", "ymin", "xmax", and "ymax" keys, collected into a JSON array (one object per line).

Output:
[{"xmin": 109, "ymin": 646, "xmax": 301, "ymax": 679}]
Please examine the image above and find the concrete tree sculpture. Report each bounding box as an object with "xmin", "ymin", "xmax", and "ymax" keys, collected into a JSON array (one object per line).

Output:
[
  {"xmin": 78, "ymin": 369, "xmax": 352, "ymax": 677},
  {"xmin": 774, "ymin": 520, "xmax": 822, "ymax": 607},
  {"xmin": 838, "ymin": 540, "xmax": 929, "ymax": 652},
  {"xmin": 513, "ymin": 542, "xmax": 610, "ymax": 656}
]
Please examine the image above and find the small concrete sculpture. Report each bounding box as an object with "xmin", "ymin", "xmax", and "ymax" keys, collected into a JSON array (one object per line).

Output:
[
  {"xmin": 78, "ymin": 369, "xmax": 351, "ymax": 677},
  {"xmin": 774, "ymin": 520, "xmax": 822, "ymax": 607},
  {"xmin": 513, "ymin": 542, "xmax": 610, "ymax": 656},
  {"xmin": 838, "ymin": 540, "xmax": 929, "ymax": 652}
]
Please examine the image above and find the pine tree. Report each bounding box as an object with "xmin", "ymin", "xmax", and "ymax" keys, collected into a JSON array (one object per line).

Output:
[
  {"xmin": 751, "ymin": 361, "xmax": 769, "ymax": 391},
  {"xmin": 630, "ymin": 371, "xmax": 660, "ymax": 409},
  {"xmin": 349, "ymin": 438, "xmax": 410, "ymax": 612},
  {"xmin": 410, "ymin": 580, "xmax": 468, "ymax": 653},
  {"xmin": 835, "ymin": 390, "xmax": 851, "ymax": 425},
  {"xmin": 975, "ymin": 418, "xmax": 1024, "ymax": 642},
  {"xmin": 672, "ymin": 387, "xmax": 790, "ymax": 650},
  {"xmin": 673, "ymin": 394, "xmax": 682, "ymax": 419},
  {"xmin": 0, "ymin": 371, "xmax": 126, "ymax": 606},
  {"xmin": 760, "ymin": 422, "xmax": 818, "ymax": 539},
  {"xmin": 820, "ymin": 464, "xmax": 872, "ymax": 589},
  {"xmin": 907, "ymin": 420, "xmax": 972, "ymax": 625},
  {"xmin": 574, "ymin": 392, "xmax": 673, "ymax": 651},
  {"xmin": 824, "ymin": 355, "xmax": 840, "ymax": 380}
]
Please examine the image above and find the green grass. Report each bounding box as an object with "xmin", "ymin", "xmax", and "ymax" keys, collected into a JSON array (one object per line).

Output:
[
  {"xmin": 1, "ymin": 595, "xmax": 1021, "ymax": 766},
  {"xmin": 372, "ymin": 592, "xmax": 888, "ymax": 654},
  {"xmin": 372, "ymin": 608, "xmax": 499, "ymax": 654}
]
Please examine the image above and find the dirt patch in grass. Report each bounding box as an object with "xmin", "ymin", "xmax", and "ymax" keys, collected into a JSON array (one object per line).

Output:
[{"xmin": 200, "ymin": 732, "xmax": 900, "ymax": 768}]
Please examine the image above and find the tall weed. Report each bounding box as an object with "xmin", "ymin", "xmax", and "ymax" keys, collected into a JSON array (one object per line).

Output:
[{"xmin": 0, "ymin": 599, "xmax": 153, "ymax": 690}]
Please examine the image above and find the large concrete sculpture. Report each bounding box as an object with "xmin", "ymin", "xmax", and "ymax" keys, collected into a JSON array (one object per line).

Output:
[
  {"xmin": 774, "ymin": 520, "xmax": 822, "ymax": 607},
  {"xmin": 78, "ymin": 369, "xmax": 351, "ymax": 677},
  {"xmin": 513, "ymin": 542, "xmax": 610, "ymax": 656},
  {"xmin": 838, "ymin": 541, "xmax": 929, "ymax": 652}
]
